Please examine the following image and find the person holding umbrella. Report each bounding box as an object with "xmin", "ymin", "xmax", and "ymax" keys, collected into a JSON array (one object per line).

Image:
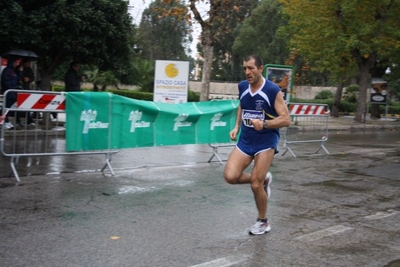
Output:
[
  {"xmin": 21, "ymin": 58, "xmax": 35, "ymax": 90},
  {"xmin": 1, "ymin": 57, "xmax": 22, "ymax": 129},
  {"xmin": 1, "ymin": 49, "xmax": 40, "ymax": 128}
]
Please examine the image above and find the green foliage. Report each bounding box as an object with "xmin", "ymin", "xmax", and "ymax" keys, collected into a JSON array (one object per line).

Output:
[
  {"xmin": 51, "ymin": 84, "xmax": 200, "ymax": 102},
  {"xmin": 85, "ymin": 69, "xmax": 119, "ymax": 91},
  {"xmin": 0, "ymin": 0, "xmax": 136, "ymax": 90},
  {"xmin": 280, "ymin": 0, "xmax": 400, "ymax": 122},
  {"xmin": 233, "ymin": 0, "xmax": 289, "ymax": 66},
  {"xmin": 338, "ymin": 101, "xmax": 357, "ymax": 114},
  {"xmin": 291, "ymin": 98, "xmax": 357, "ymax": 113},
  {"xmin": 292, "ymin": 97, "xmax": 400, "ymax": 115},
  {"xmin": 110, "ymin": 89, "xmax": 199, "ymax": 102},
  {"xmin": 138, "ymin": 0, "xmax": 192, "ymax": 61},
  {"xmin": 132, "ymin": 59, "xmax": 155, "ymax": 93},
  {"xmin": 210, "ymin": 0, "xmax": 258, "ymax": 81},
  {"xmin": 388, "ymin": 79, "xmax": 400, "ymax": 101},
  {"xmin": 108, "ymin": 89, "xmax": 154, "ymax": 101},
  {"xmin": 52, "ymin": 85, "xmax": 66, "ymax": 92},
  {"xmin": 314, "ymin": 90, "xmax": 334, "ymax": 100},
  {"xmin": 387, "ymin": 102, "xmax": 400, "ymax": 115},
  {"xmin": 342, "ymin": 84, "xmax": 359, "ymax": 103},
  {"xmin": 188, "ymin": 90, "xmax": 200, "ymax": 102}
]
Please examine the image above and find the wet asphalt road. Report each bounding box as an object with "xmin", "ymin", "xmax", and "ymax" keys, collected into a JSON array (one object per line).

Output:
[{"xmin": 0, "ymin": 130, "xmax": 400, "ymax": 267}]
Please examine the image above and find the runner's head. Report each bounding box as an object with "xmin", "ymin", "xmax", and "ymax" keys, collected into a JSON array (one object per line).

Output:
[{"xmin": 243, "ymin": 55, "xmax": 264, "ymax": 86}]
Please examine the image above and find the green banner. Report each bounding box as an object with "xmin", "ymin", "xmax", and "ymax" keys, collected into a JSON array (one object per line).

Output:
[
  {"xmin": 66, "ymin": 92, "xmax": 238, "ymax": 151},
  {"xmin": 66, "ymin": 92, "xmax": 113, "ymax": 151}
]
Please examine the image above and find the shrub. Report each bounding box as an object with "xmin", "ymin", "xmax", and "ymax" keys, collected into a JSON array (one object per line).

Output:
[
  {"xmin": 108, "ymin": 89, "xmax": 154, "ymax": 101},
  {"xmin": 314, "ymin": 90, "xmax": 334, "ymax": 100},
  {"xmin": 188, "ymin": 90, "xmax": 200, "ymax": 102},
  {"xmin": 51, "ymin": 84, "xmax": 65, "ymax": 92},
  {"xmin": 339, "ymin": 100, "xmax": 356, "ymax": 113},
  {"xmin": 50, "ymin": 84, "xmax": 200, "ymax": 102},
  {"xmin": 343, "ymin": 84, "xmax": 359, "ymax": 103}
]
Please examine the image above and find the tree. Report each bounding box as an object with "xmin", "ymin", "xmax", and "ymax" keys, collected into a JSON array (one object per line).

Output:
[
  {"xmin": 0, "ymin": 0, "xmax": 136, "ymax": 91},
  {"xmin": 132, "ymin": 59, "xmax": 155, "ymax": 92},
  {"xmin": 138, "ymin": 0, "xmax": 192, "ymax": 61},
  {"xmin": 210, "ymin": 0, "xmax": 258, "ymax": 82},
  {"xmin": 85, "ymin": 68, "xmax": 120, "ymax": 91},
  {"xmin": 281, "ymin": 0, "xmax": 400, "ymax": 122},
  {"xmin": 155, "ymin": 0, "xmax": 256, "ymax": 99},
  {"xmin": 188, "ymin": 0, "xmax": 256, "ymax": 100},
  {"xmin": 233, "ymin": 0, "xmax": 289, "ymax": 66}
]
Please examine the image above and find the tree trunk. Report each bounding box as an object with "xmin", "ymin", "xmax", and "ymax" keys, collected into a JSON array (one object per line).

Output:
[
  {"xmin": 353, "ymin": 52, "xmax": 376, "ymax": 123},
  {"xmin": 331, "ymin": 83, "xmax": 344, "ymax": 117},
  {"xmin": 39, "ymin": 69, "xmax": 53, "ymax": 91},
  {"xmin": 354, "ymin": 65, "xmax": 370, "ymax": 122},
  {"xmin": 200, "ymin": 30, "xmax": 214, "ymax": 101},
  {"xmin": 370, "ymin": 104, "xmax": 381, "ymax": 119}
]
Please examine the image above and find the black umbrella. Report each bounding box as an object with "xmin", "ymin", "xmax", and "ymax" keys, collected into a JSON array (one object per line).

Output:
[{"xmin": 2, "ymin": 49, "xmax": 40, "ymax": 60}]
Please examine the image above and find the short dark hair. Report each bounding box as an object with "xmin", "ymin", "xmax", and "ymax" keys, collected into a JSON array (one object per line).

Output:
[{"xmin": 243, "ymin": 55, "xmax": 264, "ymax": 68}]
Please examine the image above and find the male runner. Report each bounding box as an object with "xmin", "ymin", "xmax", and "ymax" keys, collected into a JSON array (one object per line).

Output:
[{"xmin": 223, "ymin": 54, "xmax": 290, "ymax": 235}]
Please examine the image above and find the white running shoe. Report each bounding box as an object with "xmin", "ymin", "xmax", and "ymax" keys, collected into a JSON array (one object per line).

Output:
[
  {"xmin": 264, "ymin": 171, "xmax": 272, "ymax": 199},
  {"xmin": 249, "ymin": 219, "xmax": 271, "ymax": 235}
]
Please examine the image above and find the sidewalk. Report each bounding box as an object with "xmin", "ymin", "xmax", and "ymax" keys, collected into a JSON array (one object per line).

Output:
[{"xmin": 328, "ymin": 115, "xmax": 400, "ymax": 131}]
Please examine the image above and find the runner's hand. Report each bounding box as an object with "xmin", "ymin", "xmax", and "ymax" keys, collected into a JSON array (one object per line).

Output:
[{"xmin": 251, "ymin": 119, "xmax": 263, "ymax": 131}]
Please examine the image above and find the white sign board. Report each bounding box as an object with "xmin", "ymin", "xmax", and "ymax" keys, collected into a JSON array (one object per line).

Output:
[{"xmin": 153, "ymin": 60, "xmax": 189, "ymax": 103}]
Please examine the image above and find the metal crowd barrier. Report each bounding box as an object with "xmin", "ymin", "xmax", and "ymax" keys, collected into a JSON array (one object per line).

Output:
[
  {"xmin": 282, "ymin": 103, "xmax": 330, "ymax": 157},
  {"xmin": 0, "ymin": 89, "xmax": 118, "ymax": 182},
  {"xmin": 208, "ymin": 143, "xmax": 236, "ymax": 164}
]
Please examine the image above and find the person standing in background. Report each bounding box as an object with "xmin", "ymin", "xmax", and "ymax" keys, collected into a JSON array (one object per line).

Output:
[
  {"xmin": 18, "ymin": 58, "xmax": 36, "ymax": 126},
  {"xmin": 64, "ymin": 61, "xmax": 86, "ymax": 92},
  {"xmin": 21, "ymin": 58, "xmax": 34, "ymax": 90},
  {"xmin": 1, "ymin": 57, "xmax": 22, "ymax": 129}
]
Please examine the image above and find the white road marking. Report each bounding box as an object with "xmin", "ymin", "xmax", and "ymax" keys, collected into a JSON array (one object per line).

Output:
[
  {"xmin": 295, "ymin": 225, "xmax": 353, "ymax": 242},
  {"xmin": 118, "ymin": 185, "xmax": 155, "ymax": 194},
  {"xmin": 189, "ymin": 255, "xmax": 247, "ymax": 267},
  {"xmin": 364, "ymin": 210, "xmax": 399, "ymax": 220}
]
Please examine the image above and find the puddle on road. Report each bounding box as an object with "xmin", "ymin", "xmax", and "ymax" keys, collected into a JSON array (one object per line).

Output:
[
  {"xmin": 341, "ymin": 163, "xmax": 400, "ymax": 180},
  {"xmin": 0, "ymin": 181, "xmax": 23, "ymax": 188},
  {"xmin": 303, "ymin": 180, "xmax": 369, "ymax": 192},
  {"xmin": 0, "ymin": 183, "xmax": 14, "ymax": 189},
  {"xmin": 350, "ymin": 143, "xmax": 399, "ymax": 149}
]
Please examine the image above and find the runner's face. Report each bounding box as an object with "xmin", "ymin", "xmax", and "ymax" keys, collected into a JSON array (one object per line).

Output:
[{"xmin": 243, "ymin": 59, "xmax": 263, "ymax": 85}]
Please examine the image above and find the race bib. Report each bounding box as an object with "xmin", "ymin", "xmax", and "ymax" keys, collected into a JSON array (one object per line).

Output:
[{"xmin": 242, "ymin": 109, "xmax": 264, "ymax": 127}]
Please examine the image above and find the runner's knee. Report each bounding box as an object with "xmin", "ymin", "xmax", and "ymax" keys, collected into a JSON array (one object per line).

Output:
[
  {"xmin": 251, "ymin": 179, "xmax": 263, "ymax": 192},
  {"xmin": 223, "ymin": 169, "xmax": 239, "ymax": 184}
]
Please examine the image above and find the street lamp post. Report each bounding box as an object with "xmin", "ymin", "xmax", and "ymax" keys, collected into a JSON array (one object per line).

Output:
[{"xmin": 384, "ymin": 67, "xmax": 391, "ymax": 118}]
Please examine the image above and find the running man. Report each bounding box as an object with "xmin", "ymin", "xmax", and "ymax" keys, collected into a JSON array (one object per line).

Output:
[{"xmin": 223, "ymin": 54, "xmax": 290, "ymax": 235}]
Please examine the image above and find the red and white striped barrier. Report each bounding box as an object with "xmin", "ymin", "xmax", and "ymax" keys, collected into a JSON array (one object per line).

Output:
[
  {"xmin": 289, "ymin": 104, "xmax": 329, "ymax": 115},
  {"xmin": 17, "ymin": 93, "xmax": 65, "ymax": 110},
  {"xmin": 283, "ymin": 102, "xmax": 330, "ymax": 157}
]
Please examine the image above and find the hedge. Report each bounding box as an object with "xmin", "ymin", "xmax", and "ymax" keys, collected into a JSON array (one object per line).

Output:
[
  {"xmin": 51, "ymin": 85, "xmax": 200, "ymax": 102},
  {"xmin": 292, "ymin": 98, "xmax": 400, "ymax": 115},
  {"xmin": 51, "ymin": 85, "xmax": 398, "ymax": 114}
]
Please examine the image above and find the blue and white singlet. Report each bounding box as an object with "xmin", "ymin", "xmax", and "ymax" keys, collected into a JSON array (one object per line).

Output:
[{"xmin": 236, "ymin": 77, "xmax": 281, "ymax": 157}]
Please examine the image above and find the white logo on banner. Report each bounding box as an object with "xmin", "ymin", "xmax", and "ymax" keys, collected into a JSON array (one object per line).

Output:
[
  {"xmin": 210, "ymin": 113, "xmax": 227, "ymax": 130},
  {"xmin": 173, "ymin": 113, "xmax": 192, "ymax": 131},
  {"xmin": 129, "ymin": 110, "xmax": 150, "ymax": 132},
  {"xmin": 80, "ymin": 110, "xmax": 109, "ymax": 134}
]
